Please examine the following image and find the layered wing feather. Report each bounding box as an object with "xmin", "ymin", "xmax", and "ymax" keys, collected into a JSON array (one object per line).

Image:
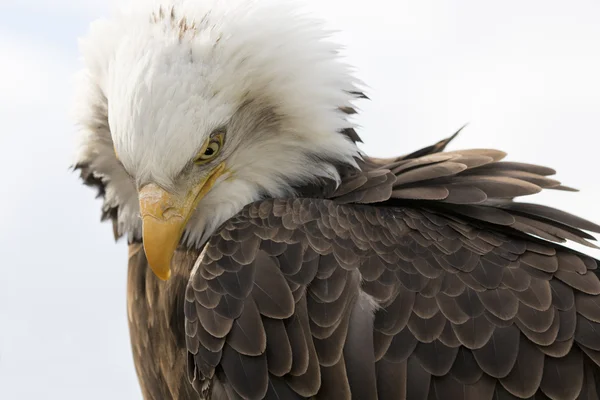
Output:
[{"xmin": 185, "ymin": 195, "xmax": 600, "ymax": 400}]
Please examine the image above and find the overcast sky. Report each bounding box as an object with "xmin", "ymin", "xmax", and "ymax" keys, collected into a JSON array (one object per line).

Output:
[{"xmin": 1, "ymin": 0, "xmax": 599, "ymax": 398}]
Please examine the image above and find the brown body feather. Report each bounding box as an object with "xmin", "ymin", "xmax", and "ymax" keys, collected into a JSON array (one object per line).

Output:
[
  {"xmin": 127, "ymin": 245, "xmax": 203, "ymax": 400},
  {"xmin": 81, "ymin": 133, "xmax": 600, "ymax": 399}
]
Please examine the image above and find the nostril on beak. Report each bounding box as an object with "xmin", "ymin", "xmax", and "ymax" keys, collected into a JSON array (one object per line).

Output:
[
  {"xmin": 162, "ymin": 206, "xmax": 181, "ymax": 220},
  {"xmin": 138, "ymin": 183, "xmax": 185, "ymax": 221}
]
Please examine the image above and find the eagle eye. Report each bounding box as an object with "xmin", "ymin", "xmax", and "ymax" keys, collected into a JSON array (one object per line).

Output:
[{"xmin": 195, "ymin": 133, "xmax": 223, "ymax": 164}]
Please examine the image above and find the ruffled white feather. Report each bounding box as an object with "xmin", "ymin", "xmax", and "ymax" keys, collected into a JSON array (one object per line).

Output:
[{"xmin": 74, "ymin": 0, "xmax": 364, "ymax": 246}]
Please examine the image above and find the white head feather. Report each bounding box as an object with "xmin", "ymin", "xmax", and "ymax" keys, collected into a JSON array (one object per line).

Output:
[{"xmin": 74, "ymin": 0, "xmax": 363, "ymax": 247}]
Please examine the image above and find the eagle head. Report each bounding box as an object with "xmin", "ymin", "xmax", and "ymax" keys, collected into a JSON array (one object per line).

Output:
[{"xmin": 74, "ymin": 0, "xmax": 362, "ymax": 279}]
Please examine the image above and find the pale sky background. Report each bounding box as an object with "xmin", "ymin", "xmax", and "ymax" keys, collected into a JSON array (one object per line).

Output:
[{"xmin": 1, "ymin": 0, "xmax": 599, "ymax": 398}]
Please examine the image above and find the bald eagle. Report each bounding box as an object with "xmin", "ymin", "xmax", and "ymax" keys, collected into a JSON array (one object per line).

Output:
[{"xmin": 74, "ymin": 1, "xmax": 600, "ymax": 399}]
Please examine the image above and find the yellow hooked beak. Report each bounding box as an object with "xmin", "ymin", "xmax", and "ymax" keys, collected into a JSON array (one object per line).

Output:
[{"xmin": 138, "ymin": 163, "xmax": 226, "ymax": 280}]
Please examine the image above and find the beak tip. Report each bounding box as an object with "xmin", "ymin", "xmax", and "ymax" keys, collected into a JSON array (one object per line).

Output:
[
  {"xmin": 155, "ymin": 268, "xmax": 172, "ymax": 281},
  {"xmin": 143, "ymin": 240, "xmax": 175, "ymax": 281},
  {"xmin": 145, "ymin": 253, "xmax": 174, "ymax": 281}
]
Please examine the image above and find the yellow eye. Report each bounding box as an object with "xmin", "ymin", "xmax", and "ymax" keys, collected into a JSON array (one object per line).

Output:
[{"xmin": 195, "ymin": 134, "xmax": 223, "ymax": 163}]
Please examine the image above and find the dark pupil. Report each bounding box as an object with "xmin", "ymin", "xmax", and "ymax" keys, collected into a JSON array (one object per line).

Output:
[{"xmin": 204, "ymin": 147, "xmax": 214, "ymax": 156}]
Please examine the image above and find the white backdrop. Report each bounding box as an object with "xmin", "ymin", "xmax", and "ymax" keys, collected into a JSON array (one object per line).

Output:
[{"xmin": 0, "ymin": 0, "xmax": 599, "ymax": 398}]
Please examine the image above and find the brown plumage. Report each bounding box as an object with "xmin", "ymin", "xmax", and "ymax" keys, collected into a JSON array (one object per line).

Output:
[{"xmin": 79, "ymin": 129, "xmax": 600, "ymax": 400}]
